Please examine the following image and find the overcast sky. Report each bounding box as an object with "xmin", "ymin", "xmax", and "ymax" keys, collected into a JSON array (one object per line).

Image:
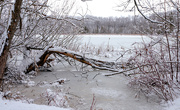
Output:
[
  {"xmin": 77, "ymin": 0, "xmax": 134, "ymax": 17},
  {"xmin": 48, "ymin": 0, "xmax": 134, "ymax": 17}
]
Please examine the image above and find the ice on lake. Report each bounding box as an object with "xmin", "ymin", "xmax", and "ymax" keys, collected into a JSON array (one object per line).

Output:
[{"xmin": 78, "ymin": 34, "xmax": 150, "ymax": 49}]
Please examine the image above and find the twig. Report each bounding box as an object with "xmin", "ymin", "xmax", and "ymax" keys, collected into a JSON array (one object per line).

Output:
[
  {"xmin": 105, "ymin": 64, "xmax": 152, "ymax": 76},
  {"xmin": 90, "ymin": 94, "xmax": 96, "ymax": 110},
  {"xmin": 92, "ymin": 73, "xmax": 101, "ymax": 79}
]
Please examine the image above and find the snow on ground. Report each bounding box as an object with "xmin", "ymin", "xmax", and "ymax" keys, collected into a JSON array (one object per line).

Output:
[
  {"xmin": 0, "ymin": 97, "xmax": 72, "ymax": 110},
  {"xmin": 165, "ymin": 97, "xmax": 180, "ymax": 110}
]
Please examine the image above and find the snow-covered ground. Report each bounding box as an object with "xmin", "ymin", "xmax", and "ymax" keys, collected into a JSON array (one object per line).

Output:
[
  {"xmin": 1, "ymin": 92, "xmax": 179, "ymax": 110},
  {"xmin": 0, "ymin": 97, "xmax": 71, "ymax": 110},
  {"xmin": 165, "ymin": 98, "xmax": 180, "ymax": 110}
]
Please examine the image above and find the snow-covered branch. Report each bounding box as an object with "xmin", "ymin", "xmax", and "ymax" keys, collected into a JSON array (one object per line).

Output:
[{"xmin": 25, "ymin": 47, "xmax": 123, "ymax": 74}]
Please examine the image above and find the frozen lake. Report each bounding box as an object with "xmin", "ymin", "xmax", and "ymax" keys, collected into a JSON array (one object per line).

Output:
[
  {"xmin": 11, "ymin": 63, "xmax": 164, "ymax": 110},
  {"xmin": 78, "ymin": 34, "xmax": 150, "ymax": 49}
]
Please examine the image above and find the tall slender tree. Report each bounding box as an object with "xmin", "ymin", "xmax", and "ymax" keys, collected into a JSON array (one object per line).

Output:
[{"xmin": 0, "ymin": 0, "xmax": 22, "ymax": 88}]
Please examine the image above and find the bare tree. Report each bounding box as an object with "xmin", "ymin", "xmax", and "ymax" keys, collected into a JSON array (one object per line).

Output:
[
  {"xmin": 0, "ymin": 0, "xmax": 84, "ymax": 89},
  {"xmin": 115, "ymin": 0, "xmax": 180, "ymax": 101}
]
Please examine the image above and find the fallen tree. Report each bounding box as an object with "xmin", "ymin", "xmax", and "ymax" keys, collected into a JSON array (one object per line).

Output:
[{"xmin": 25, "ymin": 47, "xmax": 124, "ymax": 74}]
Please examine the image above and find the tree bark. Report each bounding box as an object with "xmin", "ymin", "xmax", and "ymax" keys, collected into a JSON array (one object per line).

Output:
[
  {"xmin": 0, "ymin": 0, "xmax": 22, "ymax": 88},
  {"xmin": 26, "ymin": 50, "xmax": 54, "ymax": 73}
]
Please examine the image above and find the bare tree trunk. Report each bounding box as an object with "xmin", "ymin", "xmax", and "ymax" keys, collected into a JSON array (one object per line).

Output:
[
  {"xmin": 164, "ymin": 0, "xmax": 174, "ymax": 80},
  {"xmin": 176, "ymin": 9, "xmax": 179, "ymax": 82},
  {"xmin": 0, "ymin": 45, "xmax": 9, "ymax": 88},
  {"xmin": 0, "ymin": 0, "xmax": 22, "ymax": 88}
]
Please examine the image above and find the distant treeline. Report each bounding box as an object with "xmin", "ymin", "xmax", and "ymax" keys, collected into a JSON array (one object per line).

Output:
[
  {"xmin": 81, "ymin": 12, "xmax": 177, "ymax": 35},
  {"xmin": 82, "ymin": 16, "xmax": 138, "ymax": 34},
  {"xmin": 18, "ymin": 11, "xmax": 176, "ymax": 35}
]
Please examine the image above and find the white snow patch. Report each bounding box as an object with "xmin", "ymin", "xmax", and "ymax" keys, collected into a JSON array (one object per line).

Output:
[
  {"xmin": 91, "ymin": 87, "xmax": 122, "ymax": 98},
  {"xmin": 41, "ymin": 89, "xmax": 69, "ymax": 108},
  {"xmin": 0, "ymin": 30, "xmax": 8, "ymax": 56},
  {"xmin": 49, "ymin": 47, "xmax": 81, "ymax": 56},
  {"xmin": 165, "ymin": 97, "xmax": 180, "ymax": 110},
  {"xmin": 104, "ymin": 53, "xmax": 112, "ymax": 58},
  {"xmin": 0, "ymin": 96, "xmax": 71, "ymax": 110},
  {"xmin": 27, "ymin": 81, "xmax": 35, "ymax": 87}
]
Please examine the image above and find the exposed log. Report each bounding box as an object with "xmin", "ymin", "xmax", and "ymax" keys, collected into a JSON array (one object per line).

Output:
[{"xmin": 25, "ymin": 47, "xmax": 123, "ymax": 74}]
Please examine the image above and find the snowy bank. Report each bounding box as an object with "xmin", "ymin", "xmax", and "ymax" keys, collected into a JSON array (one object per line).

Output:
[
  {"xmin": 165, "ymin": 97, "xmax": 180, "ymax": 110},
  {"xmin": 0, "ymin": 98, "xmax": 72, "ymax": 110}
]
